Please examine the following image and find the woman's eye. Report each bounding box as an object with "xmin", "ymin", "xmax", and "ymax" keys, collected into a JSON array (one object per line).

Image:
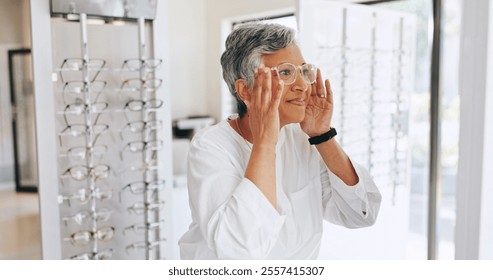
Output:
[{"xmin": 279, "ymin": 69, "xmax": 292, "ymax": 77}]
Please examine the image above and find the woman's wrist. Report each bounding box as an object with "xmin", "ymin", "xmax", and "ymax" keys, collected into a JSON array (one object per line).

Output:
[{"xmin": 308, "ymin": 127, "xmax": 337, "ymax": 145}]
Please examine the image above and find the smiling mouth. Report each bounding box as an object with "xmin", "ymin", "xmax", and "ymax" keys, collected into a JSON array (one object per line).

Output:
[{"xmin": 288, "ymin": 99, "xmax": 305, "ymax": 106}]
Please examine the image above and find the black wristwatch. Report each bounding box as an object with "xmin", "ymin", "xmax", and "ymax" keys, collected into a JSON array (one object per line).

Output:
[{"xmin": 308, "ymin": 127, "xmax": 337, "ymax": 145}]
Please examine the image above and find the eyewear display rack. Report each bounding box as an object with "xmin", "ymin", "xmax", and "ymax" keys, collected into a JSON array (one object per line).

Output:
[
  {"xmin": 31, "ymin": 0, "xmax": 172, "ymax": 260},
  {"xmin": 299, "ymin": 2, "xmax": 415, "ymax": 204},
  {"xmin": 298, "ymin": 0, "xmax": 417, "ymax": 258}
]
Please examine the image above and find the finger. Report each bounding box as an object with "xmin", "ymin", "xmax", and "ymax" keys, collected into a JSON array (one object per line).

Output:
[
  {"xmin": 316, "ymin": 68, "xmax": 325, "ymax": 98},
  {"xmin": 262, "ymin": 67, "xmax": 272, "ymax": 105},
  {"xmin": 253, "ymin": 66, "xmax": 263, "ymax": 105},
  {"xmin": 310, "ymin": 82, "xmax": 317, "ymax": 97},
  {"xmin": 273, "ymin": 79, "xmax": 284, "ymax": 108},
  {"xmin": 325, "ymin": 79, "xmax": 333, "ymax": 104}
]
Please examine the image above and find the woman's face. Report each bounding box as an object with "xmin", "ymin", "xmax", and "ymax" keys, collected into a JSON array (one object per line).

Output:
[{"xmin": 262, "ymin": 43, "xmax": 310, "ymax": 126}]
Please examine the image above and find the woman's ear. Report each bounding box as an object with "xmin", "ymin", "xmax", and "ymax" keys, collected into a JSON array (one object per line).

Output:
[{"xmin": 235, "ymin": 79, "xmax": 250, "ymax": 104}]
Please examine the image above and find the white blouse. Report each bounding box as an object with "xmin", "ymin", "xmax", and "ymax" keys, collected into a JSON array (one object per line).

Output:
[{"xmin": 179, "ymin": 119, "xmax": 382, "ymax": 259}]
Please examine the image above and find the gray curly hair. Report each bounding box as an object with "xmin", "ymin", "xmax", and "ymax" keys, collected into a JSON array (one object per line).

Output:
[{"xmin": 220, "ymin": 22, "xmax": 297, "ymax": 117}]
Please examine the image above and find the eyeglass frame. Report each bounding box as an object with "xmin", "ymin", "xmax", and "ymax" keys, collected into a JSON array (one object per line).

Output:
[
  {"xmin": 61, "ymin": 208, "xmax": 112, "ymax": 226},
  {"xmin": 67, "ymin": 248, "xmax": 113, "ymax": 260},
  {"xmin": 119, "ymin": 179, "xmax": 166, "ymax": 202},
  {"xmin": 61, "ymin": 164, "xmax": 111, "ymax": 181},
  {"xmin": 123, "ymin": 219, "xmax": 165, "ymax": 236},
  {"xmin": 125, "ymin": 239, "xmax": 167, "ymax": 255},
  {"xmin": 120, "ymin": 139, "xmax": 163, "ymax": 160},
  {"xmin": 127, "ymin": 200, "xmax": 165, "ymax": 215},
  {"xmin": 119, "ymin": 119, "xmax": 163, "ymax": 141},
  {"xmin": 59, "ymin": 123, "xmax": 109, "ymax": 147},
  {"xmin": 59, "ymin": 58, "xmax": 106, "ymax": 84},
  {"xmin": 58, "ymin": 186, "xmax": 113, "ymax": 207},
  {"xmin": 63, "ymin": 101, "xmax": 108, "ymax": 127},
  {"xmin": 61, "ymin": 80, "xmax": 107, "ymax": 105},
  {"xmin": 270, "ymin": 62, "xmax": 318, "ymax": 85},
  {"xmin": 63, "ymin": 226, "xmax": 115, "ymax": 247},
  {"xmin": 64, "ymin": 144, "xmax": 108, "ymax": 162},
  {"xmin": 120, "ymin": 58, "xmax": 163, "ymax": 72}
]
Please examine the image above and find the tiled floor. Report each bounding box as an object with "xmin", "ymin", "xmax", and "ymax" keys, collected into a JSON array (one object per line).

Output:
[{"xmin": 0, "ymin": 182, "xmax": 42, "ymax": 260}]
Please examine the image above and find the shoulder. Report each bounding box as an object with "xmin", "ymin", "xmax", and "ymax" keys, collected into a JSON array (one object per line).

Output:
[
  {"xmin": 188, "ymin": 120, "xmax": 246, "ymax": 170},
  {"xmin": 189, "ymin": 120, "xmax": 241, "ymax": 156}
]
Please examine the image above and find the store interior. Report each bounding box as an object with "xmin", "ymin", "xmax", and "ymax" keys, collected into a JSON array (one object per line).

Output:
[{"xmin": 0, "ymin": 0, "xmax": 492, "ymax": 260}]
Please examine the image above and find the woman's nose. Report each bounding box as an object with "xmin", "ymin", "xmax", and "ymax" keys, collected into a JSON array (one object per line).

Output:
[{"xmin": 293, "ymin": 68, "xmax": 308, "ymax": 92}]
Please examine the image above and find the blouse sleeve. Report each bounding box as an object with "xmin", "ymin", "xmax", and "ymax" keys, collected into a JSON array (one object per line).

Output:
[
  {"xmin": 320, "ymin": 159, "xmax": 382, "ymax": 228},
  {"xmin": 187, "ymin": 138, "xmax": 286, "ymax": 259}
]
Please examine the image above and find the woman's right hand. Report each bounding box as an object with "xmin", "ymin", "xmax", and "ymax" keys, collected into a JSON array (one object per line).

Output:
[{"xmin": 244, "ymin": 65, "xmax": 284, "ymax": 146}]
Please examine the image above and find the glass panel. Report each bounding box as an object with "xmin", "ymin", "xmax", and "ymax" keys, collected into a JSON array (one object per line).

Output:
[
  {"xmin": 299, "ymin": 0, "xmax": 429, "ymax": 259},
  {"xmin": 373, "ymin": 0, "xmax": 432, "ymax": 260}
]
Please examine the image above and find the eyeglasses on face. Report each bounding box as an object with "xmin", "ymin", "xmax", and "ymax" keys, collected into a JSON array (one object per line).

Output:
[
  {"xmin": 63, "ymin": 226, "xmax": 115, "ymax": 247},
  {"xmin": 62, "ymin": 164, "xmax": 110, "ymax": 181},
  {"xmin": 62, "ymin": 208, "xmax": 112, "ymax": 226},
  {"xmin": 271, "ymin": 63, "xmax": 317, "ymax": 85}
]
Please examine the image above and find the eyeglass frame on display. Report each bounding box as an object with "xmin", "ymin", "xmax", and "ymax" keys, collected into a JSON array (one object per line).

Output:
[
  {"xmin": 63, "ymin": 226, "xmax": 115, "ymax": 247},
  {"xmin": 61, "ymin": 208, "xmax": 113, "ymax": 226},
  {"xmin": 58, "ymin": 58, "xmax": 106, "ymax": 84},
  {"xmin": 61, "ymin": 164, "xmax": 111, "ymax": 181},
  {"xmin": 58, "ymin": 186, "xmax": 113, "ymax": 207}
]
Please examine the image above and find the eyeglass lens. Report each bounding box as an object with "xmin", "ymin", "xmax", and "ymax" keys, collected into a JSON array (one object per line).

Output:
[
  {"xmin": 65, "ymin": 226, "xmax": 115, "ymax": 246},
  {"xmin": 275, "ymin": 63, "xmax": 317, "ymax": 85}
]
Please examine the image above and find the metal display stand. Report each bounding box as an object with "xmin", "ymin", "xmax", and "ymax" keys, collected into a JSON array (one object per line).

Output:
[{"xmin": 31, "ymin": 0, "xmax": 172, "ymax": 260}]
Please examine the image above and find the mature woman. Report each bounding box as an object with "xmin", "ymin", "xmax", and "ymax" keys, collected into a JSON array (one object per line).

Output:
[{"xmin": 179, "ymin": 22, "xmax": 381, "ymax": 259}]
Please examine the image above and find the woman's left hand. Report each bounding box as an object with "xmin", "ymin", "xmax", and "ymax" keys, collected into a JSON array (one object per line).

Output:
[{"xmin": 300, "ymin": 68, "xmax": 334, "ymax": 137}]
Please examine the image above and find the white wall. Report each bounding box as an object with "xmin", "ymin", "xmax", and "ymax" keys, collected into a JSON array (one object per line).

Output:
[{"xmin": 166, "ymin": 0, "xmax": 208, "ymax": 120}]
